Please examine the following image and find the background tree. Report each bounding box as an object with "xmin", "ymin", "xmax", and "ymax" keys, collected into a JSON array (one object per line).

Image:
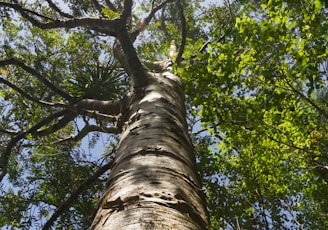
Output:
[{"xmin": 180, "ymin": 0, "xmax": 328, "ymax": 229}]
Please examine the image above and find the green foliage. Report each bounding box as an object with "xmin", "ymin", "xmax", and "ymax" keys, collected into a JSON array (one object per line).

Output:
[
  {"xmin": 181, "ymin": 0, "xmax": 328, "ymax": 228},
  {"xmin": 0, "ymin": 2, "xmax": 124, "ymax": 228},
  {"xmin": 101, "ymin": 7, "xmax": 120, "ymax": 19},
  {"xmin": 1, "ymin": 0, "xmax": 328, "ymax": 229}
]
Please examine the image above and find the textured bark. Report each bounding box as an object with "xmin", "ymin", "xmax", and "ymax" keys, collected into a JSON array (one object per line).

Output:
[{"xmin": 91, "ymin": 70, "xmax": 209, "ymax": 229}]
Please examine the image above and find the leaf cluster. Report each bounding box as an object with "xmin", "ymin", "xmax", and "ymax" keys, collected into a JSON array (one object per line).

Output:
[{"xmin": 181, "ymin": 0, "xmax": 328, "ymax": 229}]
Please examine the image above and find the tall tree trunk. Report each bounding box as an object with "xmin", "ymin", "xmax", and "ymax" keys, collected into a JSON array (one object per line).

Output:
[{"xmin": 90, "ymin": 68, "xmax": 209, "ymax": 229}]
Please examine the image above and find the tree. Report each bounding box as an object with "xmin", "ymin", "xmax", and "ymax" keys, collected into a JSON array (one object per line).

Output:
[
  {"xmin": 1, "ymin": 0, "xmax": 327, "ymax": 229},
  {"xmin": 0, "ymin": 0, "xmax": 208, "ymax": 229},
  {"xmin": 180, "ymin": 0, "xmax": 328, "ymax": 229}
]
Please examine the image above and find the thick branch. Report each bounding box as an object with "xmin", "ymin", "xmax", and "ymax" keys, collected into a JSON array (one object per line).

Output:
[
  {"xmin": 175, "ymin": 0, "xmax": 187, "ymax": 64},
  {"xmin": 121, "ymin": 0, "xmax": 132, "ymax": 19},
  {"xmin": 112, "ymin": 0, "xmax": 148, "ymax": 83},
  {"xmin": 0, "ymin": 58, "xmax": 73, "ymax": 101},
  {"xmin": 0, "ymin": 2, "xmax": 118, "ymax": 35},
  {"xmin": 115, "ymin": 21, "xmax": 149, "ymax": 87},
  {"xmin": 33, "ymin": 112, "xmax": 77, "ymax": 137},
  {"xmin": 77, "ymin": 98, "xmax": 121, "ymax": 116},
  {"xmin": 0, "ymin": 77, "xmax": 118, "ymax": 121},
  {"xmin": 42, "ymin": 160, "xmax": 114, "ymax": 230}
]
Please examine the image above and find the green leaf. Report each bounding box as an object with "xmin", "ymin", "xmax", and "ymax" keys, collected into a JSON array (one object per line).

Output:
[{"xmin": 101, "ymin": 7, "xmax": 120, "ymax": 19}]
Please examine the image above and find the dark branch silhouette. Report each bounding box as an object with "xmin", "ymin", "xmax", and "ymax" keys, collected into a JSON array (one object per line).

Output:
[
  {"xmin": 91, "ymin": 0, "xmax": 105, "ymax": 15},
  {"xmin": 45, "ymin": 0, "xmax": 74, "ymax": 18},
  {"xmin": 0, "ymin": 2, "xmax": 118, "ymax": 35},
  {"xmin": 175, "ymin": 0, "xmax": 187, "ymax": 64},
  {"xmin": 33, "ymin": 112, "xmax": 77, "ymax": 137},
  {"xmin": 0, "ymin": 58, "xmax": 73, "ymax": 101},
  {"xmin": 1, "ymin": 1, "xmax": 55, "ymax": 21},
  {"xmin": 0, "ymin": 128, "xmax": 19, "ymax": 135},
  {"xmin": 105, "ymin": 0, "xmax": 118, "ymax": 11},
  {"xmin": 131, "ymin": 0, "xmax": 175, "ymax": 40},
  {"xmin": 0, "ymin": 76, "xmax": 59, "ymax": 107},
  {"xmin": 42, "ymin": 160, "xmax": 114, "ymax": 230},
  {"xmin": 0, "ymin": 109, "xmax": 70, "ymax": 182},
  {"xmin": 54, "ymin": 125, "xmax": 120, "ymax": 144}
]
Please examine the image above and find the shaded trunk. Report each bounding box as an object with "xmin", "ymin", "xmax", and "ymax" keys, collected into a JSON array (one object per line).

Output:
[{"xmin": 91, "ymin": 69, "xmax": 209, "ymax": 229}]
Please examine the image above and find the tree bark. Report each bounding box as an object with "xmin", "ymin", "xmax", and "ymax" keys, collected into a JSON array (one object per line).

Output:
[{"xmin": 91, "ymin": 69, "xmax": 209, "ymax": 229}]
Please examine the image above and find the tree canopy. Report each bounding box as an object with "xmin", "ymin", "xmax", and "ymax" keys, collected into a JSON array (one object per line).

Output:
[{"xmin": 1, "ymin": 0, "xmax": 327, "ymax": 229}]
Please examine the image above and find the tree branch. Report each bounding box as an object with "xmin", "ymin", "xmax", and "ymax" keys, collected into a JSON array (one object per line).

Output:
[
  {"xmin": 0, "ymin": 58, "xmax": 73, "ymax": 101},
  {"xmin": 33, "ymin": 112, "xmax": 77, "ymax": 137},
  {"xmin": 0, "ymin": 98, "xmax": 123, "ymax": 181},
  {"xmin": 45, "ymin": 0, "xmax": 74, "ymax": 18},
  {"xmin": 1, "ymin": 1, "xmax": 55, "ymax": 21},
  {"xmin": 54, "ymin": 125, "xmax": 120, "ymax": 144},
  {"xmin": 105, "ymin": 0, "xmax": 117, "ymax": 11},
  {"xmin": 0, "ymin": 75, "xmax": 62, "ymax": 107},
  {"xmin": 121, "ymin": 0, "xmax": 133, "ymax": 20},
  {"xmin": 0, "ymin": 128, "xmax": 19, "ymax": 135},
  {"xmin": 0, "ymin": 109, "xmax": 70, "ymax": 182},
  {"xmin": 284, "ymin": 79, "xmax": 328, "ymax": 118},
  {"xmin": 175, "ymin": 0, "xmax": 187, "ymax": 64},
  {"xmin": 130, "ymin": 0, "xmax": 175, "ymax": 40},
  {"xmin": 115, "ymin": 21, "xmax": 149, "ymax": 88},
  {"xmin": 0, "ymin": 2, "xmax": 118, "ymax": 35},
  {"xmin": 91, "ymin": 0, "xmax": 105, "ymax": 15},
  {"xmin": 41, "ymin": 160, "xmax": 114, "ymax": 230},
  {"xmin": 76, "ymin": 98, "xmax": 121, "ymax": 116}
]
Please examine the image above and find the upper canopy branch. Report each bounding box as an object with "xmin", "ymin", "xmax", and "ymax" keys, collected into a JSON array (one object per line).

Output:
[
  {"xmin": 0, "ymin": 58, "xmax": 73, "ymax": 101},
  {"xmin": 0, "ymin": 75, "xmax": 62, "ymax": 107},
  {"xmin": 45, "ymin": 0, "xmax": 74, "ymax": 18},
  {"xmin": 121, "ymin": 0, "xmax": 133, "ymax": 20},
  {"xmin": 0, "ymin": 1, "xmax": 118, "ymax": 36},
  {"xmin": 131, "ymin": 0, "xmax": 175, "ymax": 40},
  {"xmin": 175, "ymin": 0, "xmax": 187, "ymax": 64},
  {"xmin": 2, "ymin": 1, "xmax": 55, "ymax": 21},
  {"xmin": 54, "ymin": 124, "xmax": 120, "ymax": 144},
  {"xmin": 0, "ymin": 96, "xmax": 124, "ymax": 182},
  {"xmin": 91, "ymin": 0, "xmax": 106, "ymax": 16},
  {"xmin": 0, "ymin": 128, "xmax": 19, "ymax": 135},
  {"xmin": 105, "ymin": 0, "xmax": 117, "ymax": 12}
]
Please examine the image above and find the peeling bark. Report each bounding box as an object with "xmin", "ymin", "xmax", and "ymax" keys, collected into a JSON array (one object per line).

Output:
[{"xmin": 91, "ymin": 70, "xmax": 209, "ymax": 229}]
